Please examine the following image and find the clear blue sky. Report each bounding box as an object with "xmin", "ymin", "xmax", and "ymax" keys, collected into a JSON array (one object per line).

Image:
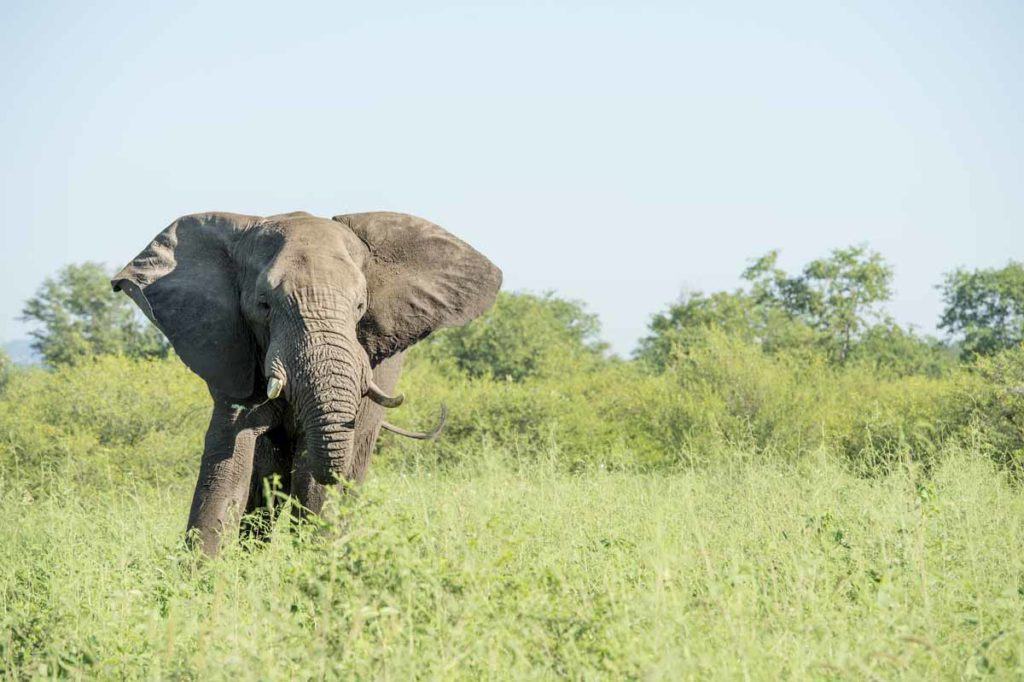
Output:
[{"xmin": 2, "ymin": 1, "xmax": 1021, "ymax": 355}]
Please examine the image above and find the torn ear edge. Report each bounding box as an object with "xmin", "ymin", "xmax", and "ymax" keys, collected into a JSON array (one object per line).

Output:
[{"xmin": 112, "ymin": 277, "xmax": 160, "ymax": 329}]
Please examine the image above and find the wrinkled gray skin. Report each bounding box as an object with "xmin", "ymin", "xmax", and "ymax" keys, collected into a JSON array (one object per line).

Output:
[{"xmin": 112, "ymin": 211, "xmax": 501, "ymax": 556}]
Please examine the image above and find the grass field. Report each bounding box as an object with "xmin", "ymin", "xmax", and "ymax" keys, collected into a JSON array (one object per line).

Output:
[
  {"xmin": 3, "ymin": 447, "xmax": 1023, "ymax": 679},
  {"xmin": 1, "ymin": 349, "xmax": 1023, "ymax": 679}
]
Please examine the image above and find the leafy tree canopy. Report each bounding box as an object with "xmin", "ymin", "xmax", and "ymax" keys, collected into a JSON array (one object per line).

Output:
[
  {"xmin": 637, "ymin": 245, "xmax": 950, "ymax": 373},
  {"xmin": 416, "ymin": 291, "xmax": 608, "ymax": 381},
  {"xmin": 21, "ymin": 262, "xmax": 168, "ymax": 367},
  {"xmin": 743, "ymin": 245, "xmax": 894, "ymax": 362},
  {"xmin": 846, "ymin": 322, "xmax": 956, "ymax": 379},
  {"xmin": 633, "ymin": 288, "xmax": 819, "ymax": 369},
  {"xmin": 939, "ymin": 261, "xmax": 1024, "ymax": 358}
]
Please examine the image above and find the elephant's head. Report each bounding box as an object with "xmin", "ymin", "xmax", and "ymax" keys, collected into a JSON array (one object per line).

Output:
[{"xmin": 112, "ymin": 211, "xmax": 501, "ymax": 482}]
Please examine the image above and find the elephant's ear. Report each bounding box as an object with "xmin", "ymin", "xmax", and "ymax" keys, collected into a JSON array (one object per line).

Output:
[
  {"xmin": 333, "ymin": 212, "xmax": 502, "ymax": 364},
  {"xmin": 111, "ymin": 212, "xmax": 259, "ymax": 399}
]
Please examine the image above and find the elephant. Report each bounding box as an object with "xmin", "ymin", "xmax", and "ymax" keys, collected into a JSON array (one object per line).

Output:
[{"xmin": 112, "ymin": 211, "xmax": 502, "ymax": 556}]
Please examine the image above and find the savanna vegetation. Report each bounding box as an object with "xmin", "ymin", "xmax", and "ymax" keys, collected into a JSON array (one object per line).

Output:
[{"xmin": 2, "ymin": 249, "xmax": 1023, "ymax": 678}]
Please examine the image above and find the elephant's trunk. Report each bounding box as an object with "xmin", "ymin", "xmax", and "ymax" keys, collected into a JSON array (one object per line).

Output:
[
  {"xmin": 288, "ymin": 330, "xmax": 364, "ymax": 484},
  {"xmin": 273, "ymin": 289, "xmax": 369, "ymax": 485}
]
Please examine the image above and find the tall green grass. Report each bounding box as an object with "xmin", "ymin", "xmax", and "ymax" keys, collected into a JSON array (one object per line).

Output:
[
  {"xmin": 2, "ymin": 449, "xmax": 1022, "ymax": 678},
  {"xmin": 1, "ymin": 343, "xmax": 1023, "ymax": 677}
]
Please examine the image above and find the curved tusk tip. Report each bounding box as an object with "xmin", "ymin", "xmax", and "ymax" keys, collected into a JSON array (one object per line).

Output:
[
  {"xmin": 267, "ymin": 377, "xmax": 284, "ymax": 400},
  {"xmin": 366, "ymin": 380, "xmax": 404, "ymax": 408}
]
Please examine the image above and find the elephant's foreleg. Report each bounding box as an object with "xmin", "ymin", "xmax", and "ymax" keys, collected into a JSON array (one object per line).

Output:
[
  {"xmin": 186, "ymin": 403, "xmax": 265, "ymax": 557},
  {"xmin": 240, "ymin": 428, "xmax": 292, "ymax": 544}
]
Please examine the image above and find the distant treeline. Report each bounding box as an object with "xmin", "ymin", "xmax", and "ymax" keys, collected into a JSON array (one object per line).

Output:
[
  {"xmin": 11, "ymin": 247, "xmax": 1024, "ymax": 372},
  {"xmin": 1, "ymin": 246, "xmax": 1021, "ymax": 481}
]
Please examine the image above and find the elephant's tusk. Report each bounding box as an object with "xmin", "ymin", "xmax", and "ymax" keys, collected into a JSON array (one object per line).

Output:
[
  {"xmin": 365, "ymin": 379, "xmax": 404, "ymax": 408},
  {"xmin": 381, "ymin": 404, "xmax": 447, "ymax": 441},
  {"xmin": 267, "ymin": 377, "xmax": 284, "ymax": 400}
]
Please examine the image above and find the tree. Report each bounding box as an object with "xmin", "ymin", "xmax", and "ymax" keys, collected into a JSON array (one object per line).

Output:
[
  {"xmin": 847, "ymin": 322, "xmax": 956, "ymax": 378},
  {"xmin": 633, "ymin": 288, "xmax": 817, "ymax": 369},
  {"xmin": 939, "ymin": 262, "xmax": 1024, "ymax": 358},
  {"xmin": 742, "ymin": 246, "xmax": 894, "ymax": 363},
  {"xmin": 639, "ymin": 245, "xmax": 896, "ymax": 369},
  {"xmin": 417, "ymin": 291, "xmax": 607, "ymax": 381},
  {"xmin": 21, "ymin": 262, "xmax": 169, "ymax": 366},
  {"xmin": 634, "ymin": 290, "xmax": 754, "ymax": 369}
]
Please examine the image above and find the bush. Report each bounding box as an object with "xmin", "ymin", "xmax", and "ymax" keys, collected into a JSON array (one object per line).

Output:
[
  {"xmin": 847, "ymin": 323, "xmax": 957, "ymax": 379},
  {"xmin": 660, "ymin": 329, "xmax": 962, "ymax": 467},
  {"xmin": 0, "ymin": 336, "xmax": 1018, "ymax": 493},
  {"xmin": 947, "ymin": 344, "xmax": 1024, "ymax": 467},
  {"xmin": 0, "ymin": 349, "xmax": 10, "ymax": 393},
  {"xmin": 0, "ymin": 356, "xmax": 207, "ymax": 492},
  {"xmin": 939, "ymin": 261, "xmax": 1024, "ymax": 358},
  {"xmin": 393, "ymin": 328, "xmax": 989, "ymax": 472},
  {"xmin": 380, "ymin": 350, "xmax": 684, "ymax": 471},
  {"xmin": 634, "ymin": 289, "xmax": 822, "ymax": 370}
]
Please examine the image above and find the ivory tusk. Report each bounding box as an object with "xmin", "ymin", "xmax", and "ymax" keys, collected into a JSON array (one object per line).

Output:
[
  {"xmin": 267, "ymin": 377, "xmax": 284, "ymax": 400},
  {"xmin": 381, "ymin": 404, "xmax": 447, "ymax": 441},
  {"xmin": 365, "ymin": 379, "xmax": 405, "ymax": 408}
]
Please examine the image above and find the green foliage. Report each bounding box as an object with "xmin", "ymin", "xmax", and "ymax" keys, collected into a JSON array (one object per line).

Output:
[
  {"xmin": 0, "ymin": 336, "xmax": 1009, "ymax": 493},
  {"xmin": 0, "ymin": 349, "xmax": 10, "ymax": 392},
  {"xmin": 634, "ymin": 289, "xmax": 819, "ymax": 369},
  {"xmin": 744, "ymin": 245, "xmax": 894, "ymax": 362},
  {"xmin": 394, "ymin": 325, "xmax": 1006, "ymax": 472},
  {"xmin": 847, "ymin": 322, "xmax": 957, "ymax": 378},
  {"xmin": 658, "ymin": 329, "xmax": 962, "ymax": 467},
  {"xmin": 637, "ymin": 246, "xmax": 934, "ymax": 372},
  {"xmin": 1, "ymin": 329, "xmax": 1023, "ymax": 677},
  {"xmin": 0, "ymin": 356, "xmax": 207, "ymax": 492},
  {"xmin": 21, "ymin": 262, "xmax": 168, "ymax": 367},
  {"xmin": 2, "ymin": 447, "xmax": 1022, "ymax": 677},
  {"xmin": 389, "ymin": 351, "xmax": 681, "ymax": 471},
  {"xmin": 417, "ymin": 291, "xmax": 608, "ymax": 381},
  {"xmin": 940, "ymin": 261, "xmax": 1024, "ymax": 358},
  {"xmin": 948, "ymin": 344, "xmax": 1024, "ymax": 466}
]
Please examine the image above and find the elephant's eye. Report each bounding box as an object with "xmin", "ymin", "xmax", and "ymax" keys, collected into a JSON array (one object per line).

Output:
[{"xmin": 256, "ymin": 296, "xmax": 270, "ymax": 311}]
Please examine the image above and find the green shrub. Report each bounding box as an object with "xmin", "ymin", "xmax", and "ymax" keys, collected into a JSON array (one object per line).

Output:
[
  {"xmin": 0, "ymin": 356, "xmax": 207, "ymax": 492},
  {"xmin": 947, "ymin": 345, "xmax": 1024, "ymax": 468},
  {"xmin": 658, "ymin": 329, "xmax": 964, "ymax": 467},
  {"xmin": 0, "ymin": 337, "xmax": 1019, "ymax": 492},
  {"xmin": 0, "ymin": 349, "xmax": 10, "ymax": 392},
  {"xmin": 393, "ymin": 329, "xmax": 976, "ymax": 471},
  {"xmin": 380, "ymin": 351, "xmax": 685, "ymax": 472},
  {"xmin": 847, "ymin": 322, "xmax": 958, "ymax": 379}
]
